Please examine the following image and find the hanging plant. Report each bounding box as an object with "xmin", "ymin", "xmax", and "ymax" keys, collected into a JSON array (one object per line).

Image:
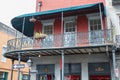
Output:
[{"xmin": 29, "ymin": 17, "xmax": 36, "ymax": 22}]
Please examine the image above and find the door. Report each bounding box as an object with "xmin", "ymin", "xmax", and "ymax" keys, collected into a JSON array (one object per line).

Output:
[
  {"xmin": 64, "ymin": 20, "xmax": 76, "ymax": 47},
  {"xmin": 90, "ymin": 76, "xmax": 111, "ymax": 80},
  {"xmin": 39, "ymin": 75, "xmax": 54, "ymax": 80},
  {"xmin": 89, "ymin": 18, "xmax": 104, "ymax": 45},
  {"xmin": 42, "ymin": 24, "xmax": 53, "ymax": 47}
]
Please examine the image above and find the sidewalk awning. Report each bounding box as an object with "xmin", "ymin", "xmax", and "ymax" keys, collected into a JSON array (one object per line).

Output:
[{"xmin": 11, "ymin": 2, "xmax": 105, "ymax": 37}]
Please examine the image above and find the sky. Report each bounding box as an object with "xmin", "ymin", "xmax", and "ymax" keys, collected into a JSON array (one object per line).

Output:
[{"xmin": 0, "ymin": 0, "xmax": 36, "ymax": 27}]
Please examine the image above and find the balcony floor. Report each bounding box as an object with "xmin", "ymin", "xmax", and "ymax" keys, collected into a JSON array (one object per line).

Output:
[{"xmin": 5, "ymin": 44, "xmax": 113, "ymax": 62}]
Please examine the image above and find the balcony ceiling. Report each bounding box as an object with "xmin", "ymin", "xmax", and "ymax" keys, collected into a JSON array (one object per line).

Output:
[
  {"xmin": 4, "ymin": 45, "xmax": 113, "ymax": 62},
  {"xmin": 11, "ymin": 2, "xmax": 105, "ymax": 37}
]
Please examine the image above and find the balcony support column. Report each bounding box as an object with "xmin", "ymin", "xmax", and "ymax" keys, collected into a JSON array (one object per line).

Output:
[
  {"xmin": 20, "ymin": 17, "xmax": 26, "ymax": 48},
  {"xmin": 17, "ymin": 53, "xmax": 21, "ymax": 80},
  {"xmin": 61, "ymin": 50, "xmax": 64, "ymax": 80},
  {"xmin": 99, "ymin": 3, "xmax": 103, "ymax": 29},
  {"xmin": 61, "ymin": 12, "xmax": 64, "ymax": 46},
  {"xmin": 10, "ymin": 59, "xmax": 14, "ymax": 80},
  {"xmin": 112, "ymin": 47, "xmax": 117, "ymax": 80}
]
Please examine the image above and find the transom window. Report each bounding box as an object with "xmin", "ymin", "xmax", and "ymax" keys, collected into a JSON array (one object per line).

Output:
[
  {"xmin": 43, "ymin": 24, "xmax": 53, "ymax": 35},
  {"xmin": 89, "ymin": 18, "xmax": 101, "ymax": 31},
  {"xmin": 64, "ymin": 21, "xmax": 76, "ymax": 32}
]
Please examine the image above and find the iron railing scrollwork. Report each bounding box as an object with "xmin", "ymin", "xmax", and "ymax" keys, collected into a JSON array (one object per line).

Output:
[{"xmin": 7, "ymin": 29, "xmax": 113, "ymax": 52}]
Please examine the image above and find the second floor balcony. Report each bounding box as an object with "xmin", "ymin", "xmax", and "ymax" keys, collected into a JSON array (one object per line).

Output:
[{"xmin": 7, "ymin": 29, "xmax": 113, "ymax": 52}]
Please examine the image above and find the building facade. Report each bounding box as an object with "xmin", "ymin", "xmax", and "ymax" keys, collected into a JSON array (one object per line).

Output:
[
  {"xmin": 0, "ymin": 22, "xmax": 28, "ymax": 80},
  {"xmin": 4, "ymin": 0, "xmax": 120, "ymax": 80},
  {"xmin": 105, "ymin": 0, "xmax": 120, "ymax": 80}
]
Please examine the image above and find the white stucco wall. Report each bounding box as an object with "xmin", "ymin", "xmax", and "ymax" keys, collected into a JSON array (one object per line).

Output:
[
  {"xmin": 30, "ymin": 53, "xmax": 109, "ymax": 80},
  {"xmin": 105, "ymin": 0, "xmax": 120, "ymax": 36}
]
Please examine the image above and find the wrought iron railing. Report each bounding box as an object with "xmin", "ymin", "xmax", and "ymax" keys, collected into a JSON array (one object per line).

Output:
[
  {"xmin": 116, "ymin": 35, "xmax": 120, "ymax": 47},
  {"xmin": 7, "ymin": 29, "xmax": 113, "ymax": 52},
  {"xmin": 112, "ymin": 0, "xmax": 120, "ymax": 5}
]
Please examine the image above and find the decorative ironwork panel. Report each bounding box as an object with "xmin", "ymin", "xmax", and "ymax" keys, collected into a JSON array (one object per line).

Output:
[{"xmin": 7, "ymin": 29, "xmax": 112, "ymax": 52}]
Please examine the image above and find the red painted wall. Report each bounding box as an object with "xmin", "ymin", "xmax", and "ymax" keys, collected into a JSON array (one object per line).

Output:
[
  {"xmin": 77, "ymin": 16, "xmax": 88, "ymax": 32},
  {"xmin": 36, "ymin": 0, "xmax": 105, "ymax": 12},
  {"xmin": 54, "ymin": 18, "xmax": 61, "ymax": 34}
]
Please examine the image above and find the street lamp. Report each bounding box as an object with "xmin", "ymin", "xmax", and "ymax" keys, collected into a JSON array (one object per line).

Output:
[{"xmin": 27, "ymin": 58, "xmax": 32, "ymax": 80}]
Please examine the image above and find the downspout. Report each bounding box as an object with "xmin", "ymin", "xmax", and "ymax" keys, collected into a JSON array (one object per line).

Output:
[{"xmin": 38, "ymin": 1, "xmax": 42, "ymax": 12}]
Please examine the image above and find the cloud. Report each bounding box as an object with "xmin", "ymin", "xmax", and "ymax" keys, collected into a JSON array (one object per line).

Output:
[{"xmin": 0, "ymin": 0, "xmax": 35, "ymax": 27}]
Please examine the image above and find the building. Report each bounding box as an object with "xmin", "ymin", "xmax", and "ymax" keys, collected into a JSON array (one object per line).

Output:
[
  {"xmin": 4, "ymin": 0, "xmax": 120, "ymax": 80},
  {"xmin": 0, "ymin": 22, "xmax": 28, "ymax": 80},
  {"xmin": 105, "ymin": 0, "xmax": 120, "ymax": 79}
]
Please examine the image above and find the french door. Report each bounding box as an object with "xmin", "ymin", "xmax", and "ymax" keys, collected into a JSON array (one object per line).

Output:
[
  {"xmin": 42, "ymin": 24, "xmax": 53, "ymax": 47},
  {"xmin": 64, "ymin": 20, "xmax": 76, "ymax": 47},
  {"xmin": 89, "ymin": 18, "xmax": 104, "ymax": 45}
]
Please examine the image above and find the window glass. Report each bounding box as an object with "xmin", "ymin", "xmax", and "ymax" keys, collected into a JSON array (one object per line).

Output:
[
  {"xmin": 0, "ymin": 72, "xmax": 8, "ymax": 80},
  {"xmin": 65, "ymin": 21, "xmax": 76, "ymax": 32},
  {"xmin": 22, "ymin": 74, "xmax": 28, "ymax": 80},
  {"xmin": 1, "ymin": 46, "xmax": 7, "ymax": 62},
  {"xmin": 43, "ymin": 25, "xmax": 53, "ymax": 35},
  {"xmin": 89, "ymin": 19, "xmax": 101, "ymax": 31}
]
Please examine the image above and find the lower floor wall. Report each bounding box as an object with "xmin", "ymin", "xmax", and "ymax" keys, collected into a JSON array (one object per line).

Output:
[
  {"xmin": 30, "ymin": 53, "xmax": 112, "ymax": 80},
  {"xmin": 0, "ymin": 69, "xmax": 28, "ymax": 80}
]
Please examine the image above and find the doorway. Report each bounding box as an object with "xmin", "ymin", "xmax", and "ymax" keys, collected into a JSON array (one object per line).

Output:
[{"xmin": 39, "ymin": 74, "xmax": 54, "ymax": 80}]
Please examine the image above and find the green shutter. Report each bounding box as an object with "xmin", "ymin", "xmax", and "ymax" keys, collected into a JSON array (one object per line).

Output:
[{"xmin": 4, "ymin": 72, "xmax": 8, "ymax": 80}]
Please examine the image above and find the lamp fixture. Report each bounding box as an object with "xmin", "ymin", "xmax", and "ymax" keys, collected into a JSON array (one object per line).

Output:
[
  {"xmin": 38, "ymin": 54, "xmax": 41, "ymax": 57},
  {"xmin": 27, "ymin": 57, "xmax": 33, "ymax": 67}
]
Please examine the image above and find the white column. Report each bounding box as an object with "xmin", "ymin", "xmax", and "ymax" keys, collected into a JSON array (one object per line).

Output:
[
  {"xmin": 81, "ymin": 62, "xmax": 89, "ymax": 80},
  {"xmin": 55, "ymin": 64, "xmax": 60, "ymax": 80}
]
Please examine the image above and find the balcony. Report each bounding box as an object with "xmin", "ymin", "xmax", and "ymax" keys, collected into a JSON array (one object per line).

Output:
[
  {"xmin": 112, "ymin": 0, "xmax": 120, "ymax": 5},
  {"xmin": 7, "ymin": 29, "xmax": 113, "ymax": 52}
]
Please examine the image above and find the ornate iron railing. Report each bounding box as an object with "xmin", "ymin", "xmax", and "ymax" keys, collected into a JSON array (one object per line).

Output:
[
  {"xmin": 116, "ymin": 35, "xmax": 120, "ymax": 47},
  {"xmin": 7, "ymin": 29, "xmax": 113, "ymax": 52}
]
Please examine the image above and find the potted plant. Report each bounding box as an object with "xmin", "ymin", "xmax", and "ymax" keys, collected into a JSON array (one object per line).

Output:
[{"xmin": 34, "ymin": 32, "xmax": 47, "ymax": 39}]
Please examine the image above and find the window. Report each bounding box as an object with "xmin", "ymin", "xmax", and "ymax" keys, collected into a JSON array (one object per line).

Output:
[
  {"xmin": 64, "ymin": 16, "xmax": 76, "ymax": 47},
  {"xmin": 89, "ymin": 19, "xmax": 101, "ymax": 31},
  {"xmin": 64, "ymin": 21, "xmax": 76, "ymax": 32},
  {"xmin": 41, "ymin": 19, "xmax": 54, "ymax": 47},
  {"xmin": 43, "ymin": 24, "xmax": 53, "ymax": 35},
  {"xmin": 22, "ymin": 74, "xmax": 29, "ymax": 80},
  {"xmin": 1, "ymin": 46, "xmax": 7, "ymax": 62},
  {"xmin": 0, "ymin": 72, "xmax": 8, "ymax": 80}
]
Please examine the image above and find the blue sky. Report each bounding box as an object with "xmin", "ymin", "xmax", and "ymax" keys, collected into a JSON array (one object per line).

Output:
[{"xmin": 0, "ymin": 0, "xmax": 36, "ymax": 27}]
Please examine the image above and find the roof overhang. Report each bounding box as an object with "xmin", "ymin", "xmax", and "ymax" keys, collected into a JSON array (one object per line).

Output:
[{"xmin": 11, "ymin": 2, "xmax": 106, "ymax": 37}]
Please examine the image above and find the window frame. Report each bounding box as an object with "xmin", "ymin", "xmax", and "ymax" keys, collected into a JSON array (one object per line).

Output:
[
  {"xmin": 64, "ymin": 16, "xmax": 77, "ymax": 33},
  {"xmin": 1, "ymin": 46, "xmax": 7, "ymax": 62},
  {"xmin": 41, "ymin": 19, "xmax": 54, "ymax": 35}
]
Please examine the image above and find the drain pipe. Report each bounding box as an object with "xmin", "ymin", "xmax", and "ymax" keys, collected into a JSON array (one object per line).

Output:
[{"xmin": 38, "ymin": 1, "xmax": 42, "ymax": 12}]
